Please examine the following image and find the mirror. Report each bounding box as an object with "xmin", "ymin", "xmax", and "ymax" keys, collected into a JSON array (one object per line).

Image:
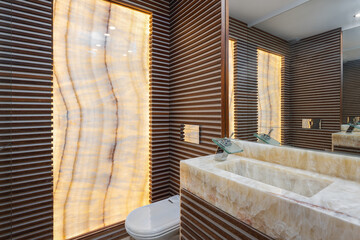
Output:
[
  {"xmin": 228, "ymin": 0, "xmax": 360, "ymax": 155},
  {"xmin": 342, "ymin": 26, "xmax": 360, "ymax": 127}
]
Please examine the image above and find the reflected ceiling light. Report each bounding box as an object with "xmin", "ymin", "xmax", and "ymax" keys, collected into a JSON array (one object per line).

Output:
[
  {"xmin": 109, "ymin": 26, "xmax": 116, "ymax": 30},
  {"xmin": 104, "ymin": 33, "xmax": 110, "ymax": 37},
  {"xmin": 355, "ymin": 13, "xmax": 360, "ymax": 18},
  {"xmin": 96, "ymin": 44, "xmax": 101, "ymax": 47}
]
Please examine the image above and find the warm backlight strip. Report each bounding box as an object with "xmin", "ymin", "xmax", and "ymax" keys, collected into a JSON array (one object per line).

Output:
[
  {"xmin": 257, "ymin": 50, "xmax": 282, "ymax": 143},
  {"xmin": 53, "ymin": 0, "xmax": 150, "ymax": 239},
  {"xmin": 229, "ymin": 40, "xmax": 235, "ymax": 136}
]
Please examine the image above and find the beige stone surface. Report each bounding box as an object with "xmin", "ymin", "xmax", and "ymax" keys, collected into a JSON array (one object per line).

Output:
[
  {"xmin": 332, "ymin": 132, "xmax": 360, "ymax": 149},
  {"xmin": 181, "ymin": 140, "xmax": 360, "ymax": 240}
]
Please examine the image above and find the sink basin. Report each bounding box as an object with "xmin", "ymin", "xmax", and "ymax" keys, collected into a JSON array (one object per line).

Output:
[{"xmin": 217, "ymin": 158, "xmax": 332, "ymax": 197}]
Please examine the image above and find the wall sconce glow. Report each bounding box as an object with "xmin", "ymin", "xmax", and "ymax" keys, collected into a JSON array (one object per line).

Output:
[
  {"xmin": 228, "ymin": 40, "xmax": 235, "ymax": 136},
  {"xmin": 53, "ymin": 0, "xmax": 151, "ymax": 239}
]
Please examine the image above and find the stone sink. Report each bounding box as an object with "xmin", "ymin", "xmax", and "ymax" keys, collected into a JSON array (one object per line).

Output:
[{"xmin": 180, "ymin": 140, "xmax": 360, "ymax": 240}]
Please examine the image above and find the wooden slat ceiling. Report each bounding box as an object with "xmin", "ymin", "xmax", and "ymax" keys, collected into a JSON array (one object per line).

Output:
[
  {"xmin": 0, "ymin": 0, "xmax": 53, "ymax": 239},
  {"xmin": 168, "ymin": 0, "xmax": 224, "ymax": 195}
]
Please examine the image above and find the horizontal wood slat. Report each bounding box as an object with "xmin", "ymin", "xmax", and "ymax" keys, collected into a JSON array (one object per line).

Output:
[
  {"xmin": 0, "ymin": 0, "xmax": 53, "ymax": 239},
  {"xmin": 169, "ymin": 0, "xmax": 223, "ymax": 195},
  {"xmin": 180, "ymin": 189, "xmax": 274, "ymax": 240},
  {"xmin": 289, "ymin": 28, "xmax": 342, "ymax": 150},
  {"xmin": 68, "ymin": 221, "xmax": 128, "ymax": 240}
]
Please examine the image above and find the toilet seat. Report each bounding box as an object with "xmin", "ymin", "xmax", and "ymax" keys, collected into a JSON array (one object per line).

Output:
[{"xmin": 125, "ymin": 195, "xmax": 180, "ymax": 239}]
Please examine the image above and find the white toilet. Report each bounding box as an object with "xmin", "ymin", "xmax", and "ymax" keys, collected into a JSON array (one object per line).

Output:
[{"xmin": 125, "ymin": 195, "xmax": 180, "ymax": 240}]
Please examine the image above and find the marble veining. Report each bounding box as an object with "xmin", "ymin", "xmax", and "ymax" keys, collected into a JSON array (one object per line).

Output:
[
  {"xmin": 181, "ymin": 140, "xmax": 360, "ymax": 240},
  {"xmin": 53, "ymin": 1, "xmax": 150, "ymax": 239}
]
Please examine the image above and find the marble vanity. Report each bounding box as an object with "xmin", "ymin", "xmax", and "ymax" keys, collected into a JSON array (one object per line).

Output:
[
  {"xmin": 332, "ymin": 132, "xmax": 360, "ymax": 150},
  {"xmin": 180, "ymin": 140, "xmax": 360, "ymax": 240}
]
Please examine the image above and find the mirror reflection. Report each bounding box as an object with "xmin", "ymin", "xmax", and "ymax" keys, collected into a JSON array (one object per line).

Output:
[{"xmin": 229, "ymin": 0, "xmax": 360, "ymax": 155}]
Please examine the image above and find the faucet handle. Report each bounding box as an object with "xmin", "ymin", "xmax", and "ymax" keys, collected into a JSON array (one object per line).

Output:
[{"xmin": 268, "ymin": 128, "xmax": 274, "ymax": 136}]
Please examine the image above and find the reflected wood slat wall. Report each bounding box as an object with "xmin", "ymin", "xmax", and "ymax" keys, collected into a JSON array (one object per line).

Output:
[
  {"xmin": 289, "ymin": 29, "xmax": 342, "ymax": 151},
  {"xmin": 229, "ymin": 17, "xmax": 290, "ymax": 144},
  {"xmin": 168, "ymin": 0, "xmax": 225, "ymax": 195},
  {"xmin": 0, "ymin": 0, "xmax": 54, "ymax": 239}
]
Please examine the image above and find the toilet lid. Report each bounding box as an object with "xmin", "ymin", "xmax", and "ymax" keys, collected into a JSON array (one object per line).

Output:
[{"xmin": 125, "ymin": 195, "xmax": 180, "ymax": 238}]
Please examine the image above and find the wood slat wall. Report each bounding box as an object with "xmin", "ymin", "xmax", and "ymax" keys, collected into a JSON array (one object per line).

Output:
[
  {"xmin": 289, "ymin": 28, "xmax": 342, "ymax": 151},
  {"xmin": 0, "ymin": 0, "xmax": 54, "ymax": 239},
  {"xmin": 229, "ymin": 17, "xmax": 291, "ymax": 144},
  {"xmin": 342, "ymin": 59, "xmax": 360, "ymax": 121},
  {"xmin": 68, "ymin": 222, "xmax": 128, "ymax": 240},
  {"xmin": 180, "ymin": 189, "xmax": 274, "ymax": 240},
  {"xmin": 168, "ymin": 0, "xmax": 226, "ymax": 195}
]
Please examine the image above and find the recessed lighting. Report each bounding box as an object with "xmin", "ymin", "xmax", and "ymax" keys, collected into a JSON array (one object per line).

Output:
[
  {"xmin": 104, "ymin": 33, "xmax": 110, "ymax": 37},
  {"xmin": 355, "ymin": 13, "xmax": 360, "ymax": 18},
  {"xmin": 109, "ymin": 26, "xmax": 116, "ymax": 30},
  {"xmin": 96, "ymin": 44, "xmax": 101, "ymax": 47}
]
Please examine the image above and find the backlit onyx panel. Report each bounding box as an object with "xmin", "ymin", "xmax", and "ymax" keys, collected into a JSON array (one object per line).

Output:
[{"xmin": 53, "ymin": 1, "xmax": 150, "ymax": 238}]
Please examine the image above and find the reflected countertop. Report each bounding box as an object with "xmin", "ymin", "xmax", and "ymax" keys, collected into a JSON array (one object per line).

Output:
[{"xmin": 332, "ymin": 132, "xmax": 360, "ymax": 148}]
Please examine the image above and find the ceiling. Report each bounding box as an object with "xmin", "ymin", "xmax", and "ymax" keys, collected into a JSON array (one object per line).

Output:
[{"xmin": 229, "ymin": 0, "xmax": 360, "ymax": 61}]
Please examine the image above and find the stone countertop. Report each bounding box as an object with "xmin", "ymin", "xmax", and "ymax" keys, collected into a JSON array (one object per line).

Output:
[
  {"xmin": 180, "ymin": 153, "xmax": 360, "ymax": 240},
  {"xmin": 332, "ymin": 132, "xmax": 360, "ymax": 149}
]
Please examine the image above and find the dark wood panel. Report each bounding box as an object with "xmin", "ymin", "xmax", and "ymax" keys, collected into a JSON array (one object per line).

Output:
[
  {"xmin": 69, "ymin": 222, "xmax": 128, "ymax": 240},
  {"xmin": 289, "ymin": 28, "xmax": 342, "ymax": 151},
  {"xmin": 180, "ymin": 189, "xmax": 274, "ymax": 240},
  {"xmin": 0, "ymin": 0, "xmax": 54, "ymax": 239},
  {"xmin": 168, "ymin": 0, "xmax": 225, "ymax": 195}
]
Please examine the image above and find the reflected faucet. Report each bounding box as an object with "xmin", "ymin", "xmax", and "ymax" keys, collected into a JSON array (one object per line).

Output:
[{"xmin": 264, "ymin": 128, "xmax": 273, "ymax": 141}]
